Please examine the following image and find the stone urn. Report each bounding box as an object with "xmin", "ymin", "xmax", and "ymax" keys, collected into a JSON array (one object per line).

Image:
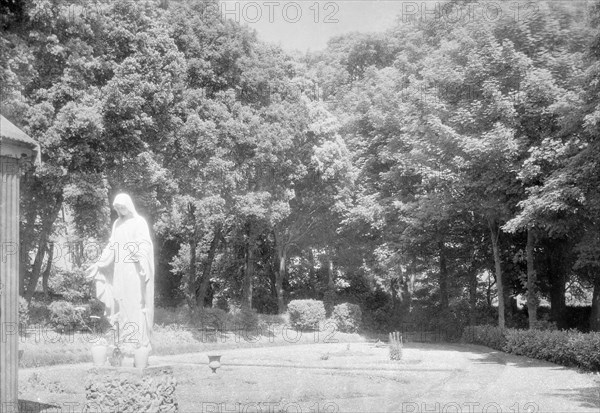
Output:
[
  {"xmin": 91, "ymin": 344, "xmax": 108, "ymax": 366},
  {"xmin": 134, "ymin": 346, "xmax": 151, "ymax": 369},
  {"xmin": 208, "ymin": 355, "xmax": 221, "ymax": 373}
]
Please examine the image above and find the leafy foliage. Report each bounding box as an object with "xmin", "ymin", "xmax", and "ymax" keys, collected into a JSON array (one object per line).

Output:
[
  {"xmin": 3, "ymin": 0, "xmax": 600, "ymax": 334},
  {"xmin": 463, "ymin": 325, "xmax": 600, "ymax": 371},
  {"xmin": 48, "ymin": 300, "xmax": 89, "ymax": 332},
  {"xmin": 287, "ymin": 299, "xmax": 326, "ymax": 330},
  {"xmin": 332, "ymin": 303, "xmax": 362, "ymax": 333}
]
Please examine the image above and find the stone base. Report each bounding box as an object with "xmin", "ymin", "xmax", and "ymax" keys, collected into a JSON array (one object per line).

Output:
[{"xmin": 85, "ymin": 365, "xmax": 178, "ymax": 413}]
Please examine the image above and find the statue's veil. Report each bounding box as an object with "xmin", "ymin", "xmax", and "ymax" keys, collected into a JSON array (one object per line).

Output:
[{"xmin": 113, "ymin": 193, "xmax": 138, "ymax": 216}]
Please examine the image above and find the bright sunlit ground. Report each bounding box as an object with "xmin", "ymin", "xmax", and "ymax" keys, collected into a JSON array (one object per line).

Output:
[{"xmin": 17, "ymin": 342, "xmax": 600, "ymax": 412}]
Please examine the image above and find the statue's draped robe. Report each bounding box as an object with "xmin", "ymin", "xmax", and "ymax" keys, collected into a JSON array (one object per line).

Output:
[{"xmin": 94, "ymin": 195, "xmax": 154, "ymax": 350}]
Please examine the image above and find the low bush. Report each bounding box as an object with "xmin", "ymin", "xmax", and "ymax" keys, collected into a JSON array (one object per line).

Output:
[
  {"xmin": 191, "ymin": 307, "xmax": 229, "ymax": 330},
  {"xmin": 332, "ymin": 303, "xmax": 362, "ymax": 333},
  {"xmin": 48, "ymin": 300, "xmax": 89, "ymax": 332},
  {"xmin": 462, "ymin": 324, "xmax": 507, "ymax": 350},
  {"xmin": 155, "ymin": 305, "xmax": 192, "ymax": 326},
  {"xmin": 28, "ymin": 299, "xmax": 52, "ymax": 326},
  {"xmin": 287, "ymin": 299, "xmax": 326, "ymax": 330},
  {"xmin": 231, "ymin": 307, "xmax": 260, "ymax": 332},
  {"xmin": 49, "ymin": 268, "xmax": 92, "ymax": 302},
  {"xmin": 88, "ymin": 299, "xmax": 111, "ymax": 333},
  {"xmin": 462, "ymin": 325, "xmax": 600, "ymax": 371}
]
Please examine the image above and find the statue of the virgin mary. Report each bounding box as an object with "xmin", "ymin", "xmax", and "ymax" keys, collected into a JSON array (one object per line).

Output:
[{"xmin": 87, "ymin": 193, "xmax": 154, "ymax": 353}]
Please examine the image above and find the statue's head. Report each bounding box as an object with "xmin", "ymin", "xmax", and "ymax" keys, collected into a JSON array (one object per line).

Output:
[{"xmin": 113, "ymin": 193, "xmax": 137, "ymax": 218}]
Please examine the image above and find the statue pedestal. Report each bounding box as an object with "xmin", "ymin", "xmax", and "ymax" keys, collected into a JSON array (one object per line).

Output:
[{"xmin": 85, "ymin": 365, "xmax": 178, "ymax": 413}]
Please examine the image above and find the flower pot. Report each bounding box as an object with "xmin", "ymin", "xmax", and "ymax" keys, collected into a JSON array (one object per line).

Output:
[
  {"xmin": 91, "ymin": 345, "xmax": 108, "ymax": 366},
  {"xmin": 134, "ymin": 346, "xmax": 150, "ymax": 369},
  {"xmin": 208, "ymin": 354, "xmax": 221, "ymax": 373}
]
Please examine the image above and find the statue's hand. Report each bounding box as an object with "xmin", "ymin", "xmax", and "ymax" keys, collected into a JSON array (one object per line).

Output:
[{"xmin": 85, "ymin": 263, "xmax": 99, "ymax": 279}]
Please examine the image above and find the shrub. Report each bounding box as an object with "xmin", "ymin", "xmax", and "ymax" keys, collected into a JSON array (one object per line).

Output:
[
  {"xmin": 48, "ymin": 300, "xmax": 88, "ymax": 332},
  {"xmin": 191, "ymin": 307, "xmax": 229, "ymax": 330},
  {"xmin": 88, "ymin": 298, "xmax": 111, "ymax": 333},
  {"xmin": 19, "ymin": 296, "xmax": 30, "ymax": 328},
  {"xmin": 332, "ymin": 303, "xmax": 362, "ymax": 333},
  {"xmin": 49, "ymin": 268, "xmax": 91, "ymax": 302},
  {"xmin": 461, "ymin": 325, "xmax": 507, "ymax": 351},
  {"xmin": 28, "ymin": 299, "xmax": 52, "ymax": 326},
  {"xmin": 462, "ymin": 325, "xmax": 600, "ymax": 372},
  {"xmin": 215, "ymin": 296, "xmax": 229, "ymax": 312},
  {"xmin": 568, "ymin": 331, "xmax": 600, "ymax": 371},
  {"xmin": 231, "ymin": 307, "xmax": 260, "ymax": 332},
  {"xmin": 287, "ymin": 299, "xmax": 326, "ymax": 330},
  {"xmin": 155, "ymin": 305, "xmax": 192, "ymax": 326}
]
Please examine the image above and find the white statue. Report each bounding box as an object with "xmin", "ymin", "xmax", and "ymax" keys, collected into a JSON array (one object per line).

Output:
[{"xmin": 87, "ymin": 193, "xmax": 154, "ymax": 353}]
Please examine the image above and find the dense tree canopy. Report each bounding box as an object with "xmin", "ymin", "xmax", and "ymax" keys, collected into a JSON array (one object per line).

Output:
[{"xmin": 3, "ymin": 0, "xmax": 600, "ymax": 333}]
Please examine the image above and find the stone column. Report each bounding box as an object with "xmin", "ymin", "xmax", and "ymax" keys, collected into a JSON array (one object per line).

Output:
[{"xmin": 0, "ymin": 157, "xmax": 20, "ymax": 412}]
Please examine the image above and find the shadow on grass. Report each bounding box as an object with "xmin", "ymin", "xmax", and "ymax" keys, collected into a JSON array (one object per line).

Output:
[
  {"xmin": 390, "ymin": 341, "xmax": 600, "ymax": 411},
  {"xmin": 543, "ymin": 386, "xmax": 600, "ymax": 410},
  {"xmin": 18, "ymin": 399, "xmax": 59, "ymax": 413}
]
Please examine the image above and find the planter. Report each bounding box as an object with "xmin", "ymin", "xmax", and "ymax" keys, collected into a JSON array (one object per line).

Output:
[
  {"xmin": 134, "ymin": 346, "xmax": 150, "ymax": 369},
  {"xmin": 208, "ymin": 354, "xmax": 221, "ymax": 373},
  {"xmin": 91, "ymin": 345, "xmax": 108, "ymax": 366}
]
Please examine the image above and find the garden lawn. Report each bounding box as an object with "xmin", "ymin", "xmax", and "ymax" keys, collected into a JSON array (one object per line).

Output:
[
  {"xmin": 17, "ymin": 342, "xmax": 600, "ymax": 412},
  {"xmin": 17, "ymin": 324, "xmax": 364, "ymax": 368}
]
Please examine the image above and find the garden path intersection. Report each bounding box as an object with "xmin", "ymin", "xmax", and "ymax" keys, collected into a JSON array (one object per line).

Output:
[{"xmin": 14, "ymin": 342, "xmax": 600, "ymax": 412}]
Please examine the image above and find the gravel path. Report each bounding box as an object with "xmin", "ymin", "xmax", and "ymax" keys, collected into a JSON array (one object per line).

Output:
[{"xmin": 17, "ymin": 342, "xmax": 600, "ymax": 412}]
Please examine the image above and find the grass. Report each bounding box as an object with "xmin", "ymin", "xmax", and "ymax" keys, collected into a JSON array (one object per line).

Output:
[{"xmin": 18, "ymin": 310, "xmax": 364, "ymax": 368}]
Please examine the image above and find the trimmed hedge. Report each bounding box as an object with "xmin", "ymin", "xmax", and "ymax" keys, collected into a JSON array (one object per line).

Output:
[
  {"xmin": 462, "ymin": 325, "xmax": 600, "ymax": 371},
  {"xmin": 332, "ymin": 303, "xmax": 362, "ymax": 333},
  {"xmin": 287, "ymin": 300, "xmax": 326, "ymax": 330}
]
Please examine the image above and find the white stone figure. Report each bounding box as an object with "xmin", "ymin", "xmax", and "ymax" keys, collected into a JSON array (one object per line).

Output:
[{"xmin": 87, "ymin": 193, "xmax": 154, "ymax": 353}]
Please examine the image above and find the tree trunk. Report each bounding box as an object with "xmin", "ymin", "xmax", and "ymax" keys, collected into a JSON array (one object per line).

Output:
[
  {"xmin": 469, "ymin": 266, "xmax": 477, "ymax": 326},
  {"xmin": 188, "ymin": 236, "xmax": 197, "ymax": 309},
  {"xmin": 547, "ymin": 238, "xmax": 567, "ymax": 329},
  {"xmin": 42, "ymin": 244, "xmax": 54, "ymax": 298},
  {"xmin": 276, "ymin": 245, "xmax": 286, "ymax": 314},
  {"xmin": 526, "ymin": 227, "xmax": 538, "ymax": 329},
  {"xmin": 390, "ymin": 277, "xmax": 399, "ymax": 312},
  {"xmin": 439, "ymin": 240, "xmax": 449, "ymax": 311},
  {"xmin": 195, "ymin": 226, "xmax": 221, "ymax": 308},
  {"xmin": 488, "ymin": 218, "xmax": 505, "ymax": 329},
  {"xmin": 308, "ymin": 248, "xmax": 316, "ymax": 281},
  {"xmin": 24, "ymin": 199, "xmax": 62, "ymax": 303},
  {"xmin": 241, "ymin": 223, "xmax": 254, "ymax": 310},
  {"xmin": 590, "ymin": 275, "xmax": 600, "ymax": 331},
  {"xmin": 327, "ymin": 257, "xmax": 334, "ymax": 289},
  {"xmin": 19, "ymin": 203, "xmax": 38, "ymax": 295},
  {"xmin": 486, "ymin": 277, "xmax": 493, "ymax": 307}
]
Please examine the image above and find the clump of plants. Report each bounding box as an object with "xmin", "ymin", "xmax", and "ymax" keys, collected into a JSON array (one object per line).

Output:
[
  {"xmin": 287, "ymin": 299, "xmax": 326, "ymax": 330},
  {"xmin": 19, "ymin": 296, "xmax": 30, "ymax": 329},
  {"xmin": 48, "ymin": 300, "xmax": 89, "ymax": 332},
  {"xmin": 389, "ymin": 331, "xmax": 403, "ymax": 361},
  {"xmin": 332, "ymin": 303, "xmax": 362, "ymax": 333}
]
